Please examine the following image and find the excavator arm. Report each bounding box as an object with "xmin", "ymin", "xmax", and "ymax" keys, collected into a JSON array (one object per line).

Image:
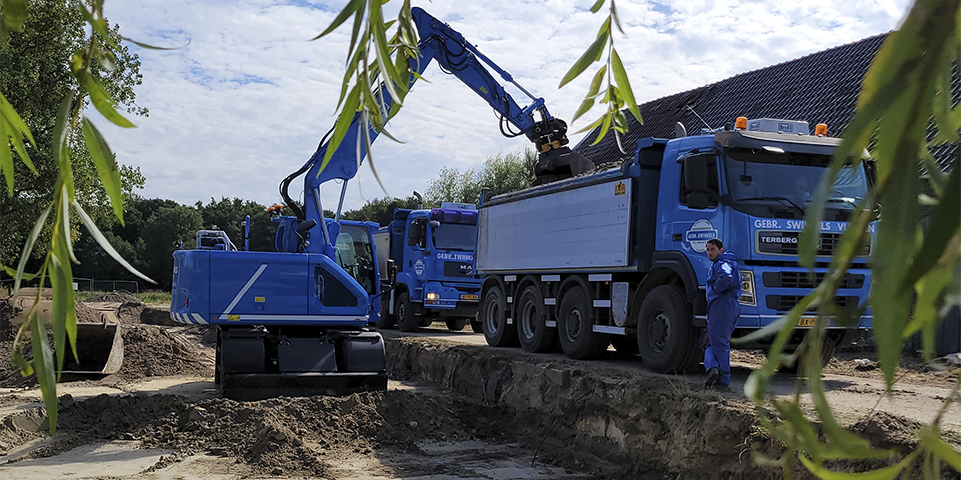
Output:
[{"xmin": 281, "ymin": 7, "xmax": 592, "ymax": 255}]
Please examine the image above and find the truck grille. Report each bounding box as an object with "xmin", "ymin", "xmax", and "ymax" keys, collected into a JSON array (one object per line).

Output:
[
  {"xmin": 756, "ymin": 231, "xmax": 870, "ymax": 257},
  {"xmin": 765, "ymin": 295, "xmax": 860, "ymax": 312},
  {"xmin": 762, "ymin": 272, "xmax": 865, "ymax": 289},
  {"xmin": 443, "ymin": 261, "xmax": 474, "ymax": 277}
]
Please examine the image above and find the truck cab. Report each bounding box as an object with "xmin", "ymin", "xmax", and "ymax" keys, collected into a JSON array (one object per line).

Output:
[
  {"xmin": 374, "ymin": 202, "xmax": 483, "ymax": 332},
  {"xmin": 647, "ymin": 119, "xmax": 874, "ymax": 357}
]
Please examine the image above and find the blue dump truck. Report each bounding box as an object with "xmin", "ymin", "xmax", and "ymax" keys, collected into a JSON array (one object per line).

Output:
[
  {"xmin": 373, "ymin": 197, "xmax": 484, "ymax": 333},
  {"xmin": 476, "ymin": 118, "xmax": 874, "ymax": 372}
]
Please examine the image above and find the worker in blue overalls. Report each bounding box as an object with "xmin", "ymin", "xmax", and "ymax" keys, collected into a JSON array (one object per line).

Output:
[{"xmin": 704, "ymin": 238, "xmax": 741, "ymax": 389}]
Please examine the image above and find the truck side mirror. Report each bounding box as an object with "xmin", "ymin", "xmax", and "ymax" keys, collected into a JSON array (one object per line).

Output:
[
  {"xmin": 428, "ymin": 220, "xmax": 440, "ymax": 229},
  {"xmin": 407, "ymin": 219, "xmax": 427, "ymax": 248},
  {"xmin": 407, "ymin": 221, "xmax": 422, "ymax": 246}
]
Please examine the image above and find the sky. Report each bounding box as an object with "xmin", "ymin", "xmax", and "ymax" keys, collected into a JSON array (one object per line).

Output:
[{"xmin": 96, "ymin": 0, "xmax": 913, "ymax": 214}]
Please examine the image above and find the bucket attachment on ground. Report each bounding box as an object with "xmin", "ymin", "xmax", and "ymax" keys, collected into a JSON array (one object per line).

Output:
[{"xmin": 62, "ymin": 320, "xmax": 123, "ymax": 375}]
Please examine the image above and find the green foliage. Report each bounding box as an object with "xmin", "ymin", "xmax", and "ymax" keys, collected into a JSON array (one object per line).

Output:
[
  {"xmin": 560, "ymin": 0, "xmax": 642, "ymax": 149},
  {"xmin": 194, "ymin": 197, "xmax": 276, "ymax": 252},
  {"xmin": 744, "ymin": 0, "xmax": 961, "ymax": 477},
  {"xmin": 0, "ymin": 0, "xmax": 146, "ymax": 269},
  {"xmin": 313, "ymin": 0, "xmax": 418, "ymax": 193},
  {"xmin": 341, "ymin": 195, "xmax": 420, "ymax": 225},
  {"xmin": 424, "ymin": 149, "xmax": 536, "ymax": 205},
  {"xmin": 133, "ymin": 289, "xmax": 170, "ymax": 305},
  {"xmin": 0, "ymin": 0, "xmax": 158, "ymax": 434}
]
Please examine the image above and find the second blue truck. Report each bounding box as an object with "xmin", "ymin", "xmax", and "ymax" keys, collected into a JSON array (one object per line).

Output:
[{"xmin": 373, "ymin": 198, "xmax": 484, "ymax": 333}]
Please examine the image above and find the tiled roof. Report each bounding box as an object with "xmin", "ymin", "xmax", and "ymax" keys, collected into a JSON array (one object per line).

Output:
[{"xmin": 574, "ymin": 34, "xmax": 957, "ymax": 172}]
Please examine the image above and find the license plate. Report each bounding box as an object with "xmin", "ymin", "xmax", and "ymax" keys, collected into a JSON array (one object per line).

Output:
[
  {"xmin": 797, "ymin": 317, "xmax": 816, "ymax": 327},
  {"xmin": 460, "ymin": 294, "xmax": 479, "ymax": 301}
]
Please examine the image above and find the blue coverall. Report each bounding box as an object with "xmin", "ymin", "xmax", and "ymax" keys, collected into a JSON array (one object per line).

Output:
[{"xmin": 704, "ymin": 250, "xmax": 741, "ymax": 386}]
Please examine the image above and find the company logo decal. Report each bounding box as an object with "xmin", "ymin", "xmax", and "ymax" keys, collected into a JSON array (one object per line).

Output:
[
  {"xmin": 685, "ymin": 219, "xmax": 718, "ymax": 253},
  {"xmin": 413, "ymin": 259, "xmax": 426, "ymax": 276},
  {"xmin": 437, "ymin": 252, "xmax": 473, "ymax": 261}
]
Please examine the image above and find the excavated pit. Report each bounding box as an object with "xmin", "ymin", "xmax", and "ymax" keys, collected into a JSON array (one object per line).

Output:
[{"xmin": 0, "ymin": 298, "xmax": 957, "ymax": 479}]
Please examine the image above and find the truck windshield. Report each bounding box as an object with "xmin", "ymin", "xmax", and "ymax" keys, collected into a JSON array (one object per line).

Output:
[
  {"xmin": 432, "ymin": 224, "xmax": 477, "ymax": 251},
  {"xmin": 724, "ymin": 148, "xmax": 868, "ymax": 216}
]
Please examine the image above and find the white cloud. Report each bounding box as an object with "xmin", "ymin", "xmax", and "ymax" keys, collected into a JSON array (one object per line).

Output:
[{"xmin": 97, "ymin": 0, "xmax": 911, "ymax": 214}]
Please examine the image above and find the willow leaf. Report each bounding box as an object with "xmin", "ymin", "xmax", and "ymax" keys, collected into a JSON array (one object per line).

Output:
[
  {"xmin": 73, "ymin": 200, "xmax": 156, "ymax": 284},
  {"xmin": 82, "ymin": 75, "xmax": 136, "ymax": 128},
  {"xmin": 14, "ymin": 204, "xmax": 52, "ymax": 293},
  {"xmin": 799, "ymin": 453, "xmax": 909, "ymax": 480},
  {"xmin": 31, "ymin": 317, "xmax": 58, "ymax": 435},
  {"xmin": 82, "ymin": 118, "xmax": 125, "ymax": 222},
  {"xmin": 312, "ymin": 0, "xmax": 363, "ymax": 40},
  {"xmin": 900, "ymin": 165, "xmax": 960, "ymax": 292},
  {"xmin": 611, "ymin": 49, "xmax": 641, "ymax": 123},
  {"xmin": 559, "ymin": 31, "xmax": 608, "ymax": 88}
]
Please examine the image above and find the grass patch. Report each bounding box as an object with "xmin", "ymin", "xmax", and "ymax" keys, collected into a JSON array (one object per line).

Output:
[
  {"xmin": 74, "ymin": 289, "xmax": 171, "ymax": 305},
  {"xmin": 135, "ymin": 290, "xmax": 171, "ymax": 305}
]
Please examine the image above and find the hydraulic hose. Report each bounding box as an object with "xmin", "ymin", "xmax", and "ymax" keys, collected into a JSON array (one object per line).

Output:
[{"xmin": 280, "ymin": 125, "xmax": 336, "ymax": 219}]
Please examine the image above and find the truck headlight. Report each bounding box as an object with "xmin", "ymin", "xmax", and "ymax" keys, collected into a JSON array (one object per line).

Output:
[
  {"xmin": 739, "ymin": 270, "xmax": 756, "ymax": 306},
  {"xmin": 426, "ymin": 292, "xmax": 440, "ymax": 300}
]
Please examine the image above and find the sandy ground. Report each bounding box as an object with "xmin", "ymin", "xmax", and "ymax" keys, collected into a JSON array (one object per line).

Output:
[{"xmin": 0, "ymin": 296, "xmax": 958, "ymax": 479}]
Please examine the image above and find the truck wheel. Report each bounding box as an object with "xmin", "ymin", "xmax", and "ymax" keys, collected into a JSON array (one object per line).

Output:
[
  {"xmin": 783, "ymin": 331, "xmax": 844, "ymax": 373},
  {"xmin": 481, "ymin": 285, "xmax": 517, "ymax": 347},
  {"xmin": 397, "ymin": 291, "xmax": 419, "ymax": 332},
  {"xmin": 636, "ymin": 285, "xmax": 701, "ymax": 373},
  {"xmin": 557, "ymin": 285, "xmax": 608, "ymax": 359},
  {"xmin": 517, "ymin": 285, "xmax": 557, "ymax": 352},
  {"xmin": 375, "ymin": 294, "xmax": 395, "ymax": 329},
  {"xmin": 446, "ymin": 317, "xmax": 467, "ymax": 331}
]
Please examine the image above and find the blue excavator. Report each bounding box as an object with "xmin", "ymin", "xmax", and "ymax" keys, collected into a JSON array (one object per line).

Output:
[{"xmin": 169, "ymin": 7, "xmax": 592, "ymax": 400}]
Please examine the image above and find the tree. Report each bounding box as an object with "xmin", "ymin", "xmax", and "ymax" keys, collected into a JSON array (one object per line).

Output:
[
  {"xmin": 424, "ymin": 149, "xmax": 536, "ymax": 206},
  {"xmin": 139, "ymin": 204, "xmax": 202, "ymax": 290},
  {"xmin": 341, "ymin": 195, "xmax": 421, "ymax": 225},
  {"xmin": 194, "ymin": 197, "xmax": 276, "ymax": 252},
  {"xmin": 1, "ymin": 0, "xmax": 154, "ymax": 434},
  {"xmin": 0, "ymin": 0, "xmax": 146, "ymax": 268}
]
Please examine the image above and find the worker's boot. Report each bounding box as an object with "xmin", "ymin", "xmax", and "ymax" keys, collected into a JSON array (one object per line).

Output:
[{"xmin": 704, "ymin": 367, "xmax": 719, "ymax": 389}]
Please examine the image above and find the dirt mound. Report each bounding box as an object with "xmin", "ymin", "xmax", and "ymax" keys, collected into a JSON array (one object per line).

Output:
[
  {"xmin": 2, "ymin": 388, "xmax": 510, "ymax": 478},
  {"xmin": 85, "ymin": 292, "xmax": 141, "ymax": 304},
  {"xmin": 74, "ymin": 301, "xmax": 103, "ymax": 324},
  {"xmin": 116, "ymin": 302, "xmax": 143, "ymax": 324},
  {"xmin": 109, "ymin": 325, "xmax": 213, "ymax": 381}
]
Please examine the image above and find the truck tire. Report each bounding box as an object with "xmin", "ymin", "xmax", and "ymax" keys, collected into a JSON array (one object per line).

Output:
[
  {"xmin": 636, "ymin": 285, "xmax": 701, "ymax": 373},
  {"xmin": 481, "ymin": 285, "xmax": 517, "ymax": 347},
  {"xmin": 557, "ymin": 285, "xmax": 608, "ymax": 359},
  {"xmin": 516, "ymin": 285, "xmax": 557, "ymax": 353},
  {"xmin": 375, "ymin": 293, "xmax": 395, "ymax": 329},
  {"xmin": 446, "ymin": 317, "xmax": 467, "ymax": 331},
  {"xmin": 783, "ymin": 332, "xmax": 843, "ymax": 373},
  {"xmin": 397, "ymin": 291, "xmax": 419, "ymax": 332}
]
